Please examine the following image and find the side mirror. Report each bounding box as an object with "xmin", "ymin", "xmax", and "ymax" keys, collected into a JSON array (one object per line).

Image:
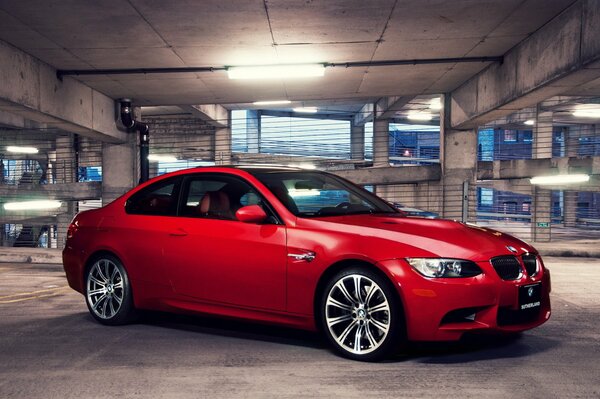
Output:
[{"xmin": 235, "ymin": 205, "xmax": 267, "ymax": 224}]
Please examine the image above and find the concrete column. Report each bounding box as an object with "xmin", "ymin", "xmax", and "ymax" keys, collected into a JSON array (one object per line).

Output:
[
  {"xmin": 350, "ymin": 121, "xmax": 365, "ymax": 160},
  {"xmin": 56, "ymin": 202, "xmax": 77, "ymax": 249},
  {"xmin": 55, "ymin": 136, "xmax": 75, "ymax": 184},
  {"xmin": 533, "ymin": 106, "xmax": 553, "ymax": 159},
  {"xmin": 373, "ymin": 117, "xmax": 389, "ymax": 167},
  {"xmin": 563, "ymin": 190, "xmax": 578, "ymax": 227},
  {"xmin": 531, "ymin": 186, "xmax": 552, "ymax": 242},
  {"xmin": 441, "ymin": 94, "xmax": 477, "ymax": 221},
  {"xmin": 215, "ymin": 110, "xmax": 232, "ymax": 165},
  {"xmin": 246, "ymin": 110, "xmax": 261, "ymax": 154},
  {"xmin": 531, "ymin": 106, "xmax": 553, "ymax": 240},
  {"xmin": 565, "ymin": 125, "xmax": 581, "ymax": 157},
  {"xmin": 441, "ymin": 129, "xmax": 477, "ymax": 221},
  {"xmin": 102, "ymin": 133, "xmax": 138, "ymax": 206}
]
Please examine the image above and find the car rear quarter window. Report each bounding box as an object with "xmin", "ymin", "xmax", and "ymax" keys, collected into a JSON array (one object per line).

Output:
[{"xmin": 125, "ymin": 177, "xmax": 182, "ymax": 216}]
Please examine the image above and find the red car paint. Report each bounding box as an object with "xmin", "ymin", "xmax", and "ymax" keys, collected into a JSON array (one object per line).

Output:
[{"xmin": 63, "ymin": 166, "xmax": 551, "ymax": 340}]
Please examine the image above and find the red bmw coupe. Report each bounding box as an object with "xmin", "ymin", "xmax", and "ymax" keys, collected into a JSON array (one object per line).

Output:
[{"xmin": 63, "ymin": 166, "xmax": 551, "ymax": 361}]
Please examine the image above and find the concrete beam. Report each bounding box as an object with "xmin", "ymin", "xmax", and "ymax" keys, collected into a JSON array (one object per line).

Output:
[
  {"xmin": 450, "ymin": 0, "xmax": 600, "ymax": 129},
  {"xmin": 0, "ymin": 39, "xmax": 125, "ymax": 143},
  {"xmin": 260, "ymin": 110, "xmax": 353, "ymax": 121},
  {"xmin": 333, "ymin": 165, "xmax": 441, "ymax": 186},
  {"xmin": 353, "ymin": 103, "xmax": 374, "ymax": 126},
  {"xmin": 0, "ymin": 182, "xmax": 101, "ymax": 201},
  {"xmin": 188, "ymin": 104, "xmax": 229, "ymax": 127},
  {"xmin": 477, "ymin": 156, "xmax": 600, "ymax": 180},
  {"xmin": 376, "ymin": 96, "xmax": 413, "ymax": 119}
]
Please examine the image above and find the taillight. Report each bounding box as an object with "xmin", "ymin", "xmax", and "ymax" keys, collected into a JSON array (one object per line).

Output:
[{"xmin": 66, "ymin": 221, "xmax": 78, "ymax": 239}]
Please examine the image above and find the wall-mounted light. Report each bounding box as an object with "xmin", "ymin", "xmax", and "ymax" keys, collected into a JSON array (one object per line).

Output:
[
  {"xmin": 253, "ymin": 100, "xmax": 292, "ymax": 106},
  {"xmin": 524, "ymin": 119, "xmax": 535, "ymax": 126},
  {"xmin": 3, "ymin": 200, "xmax": 62, "ymax": 211},
  {"xmin": 407, "ymin": 111, "xmax": 433, "ymax": 121},
  {"xmin": 148, "ymin": 154, "xmax": 178, "ymax": 162},
  {"xmin": 293, "ymin": 107, "xmax": 318, "ymax": 113},
  {"xmin": 228, "ymin": 64, "xmax": 325, "ymax": 80},
  {"xmin": 530, "ymin": 174, "xmax": 590, "ymax": 185},
  {"xmin": 6, "ymin": 146, "xmax": 39, "ymax": 154}
]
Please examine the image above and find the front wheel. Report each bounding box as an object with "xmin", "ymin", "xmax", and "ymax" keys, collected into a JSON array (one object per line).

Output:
[
  {"xmin": 85, "ymin": 254, "xmax": 137, "ymax": 325},
  {"xmin": 320, "ymin": 268, "xmax": 403, "ymax": 361}
]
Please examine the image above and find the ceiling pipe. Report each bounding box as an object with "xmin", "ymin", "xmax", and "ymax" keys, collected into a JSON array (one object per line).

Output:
[
  {"xmin": 118, "ymin": 99, "xmax": 150, "ymax": 184},
  {"xmin": 56, "ymin": 56, "xmax": 503, "ymax": 78}
]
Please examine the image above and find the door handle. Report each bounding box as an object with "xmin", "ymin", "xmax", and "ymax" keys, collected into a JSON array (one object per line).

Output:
[{"xmin": 169, "ymin": 228, "xmax": 188, "ymax": 237}]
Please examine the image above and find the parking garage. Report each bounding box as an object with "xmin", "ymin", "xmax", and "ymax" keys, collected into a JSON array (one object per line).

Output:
[{"xmin": 1, "ymin": 0, "xmax": 600, "ymax": 397}]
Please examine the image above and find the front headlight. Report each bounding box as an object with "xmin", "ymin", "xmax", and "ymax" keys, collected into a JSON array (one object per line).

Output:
[{"xmin": 406, "ymin": 258, "xmax": 482, "ymax": 278}]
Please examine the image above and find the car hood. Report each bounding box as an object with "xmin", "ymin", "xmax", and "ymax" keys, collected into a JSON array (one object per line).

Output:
[{"xmin": 302, "ymin": 214, "xmax": 536, "ymax": 261}]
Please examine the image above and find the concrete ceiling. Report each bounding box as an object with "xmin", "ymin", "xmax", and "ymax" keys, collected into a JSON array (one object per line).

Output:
[{"xmin": 0, "ymin": 0, "xmax": 576, "ymax": 107}]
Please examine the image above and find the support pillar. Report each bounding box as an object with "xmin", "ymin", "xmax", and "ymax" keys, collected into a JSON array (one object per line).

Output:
[
  {"xmin": 531, "ymin": 105, "xmax": 553, "ymax": 241},
  {"xmin": 246, "ymin": 110, "xmax": 261, "ymax": 154},
  {"xmin": 563, "ymin": 190, "xmax": 578, "ymax": 227},
  {"xmin": 441, "ymin": 95, "xmax": 477, "ymax": 222},
  {"xmin": 215, "ymin": 110, "xmax": 232, "ymax": 165},
  {"xmin": 565, "ymin": 125, "xmax": 581, "ymax": 157},
  {"xmin": 55, "ymin": 135, "xmax": 77, "ymax": 248},
  {"xmin": 373, "ymin": 117, "xmax": 389, "ymax": 167},
  {"xmin": 102, "ymin": 133, "xmax": 138, "ymax": 206},
  {"xmin": 350, "ymin": 121, "xmax": 365, "ymax": 160},
  {"xmin": 533, "ymin": 106, "xmax": 553, "ymax": 159},
  {"xmin": 532, "ymin": 187, "xmax": 552, "ymax": 242}
]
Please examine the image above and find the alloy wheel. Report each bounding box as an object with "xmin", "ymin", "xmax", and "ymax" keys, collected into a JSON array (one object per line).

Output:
[
  {"xmin": 325, "ymin": 274, "xmax": 391, "ymax": 355},
  {"xmin": 86, "ymin": 259, "xmax": 124, "ymax": 320}
]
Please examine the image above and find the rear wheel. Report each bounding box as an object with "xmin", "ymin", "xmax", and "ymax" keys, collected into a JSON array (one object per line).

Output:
[
  {"xmin": 85, "ymin": 255, "xmax": 137, "ymax": 325},
  {"xmin": 320, "ymin": 267, "xmax": 403, "ymax": 361}
]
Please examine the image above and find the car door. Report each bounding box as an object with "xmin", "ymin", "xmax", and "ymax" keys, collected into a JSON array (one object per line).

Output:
[
  {"xmin": 165, "ymin": 173, "xmax": 287, "ymax": 311},
  {"xmin": 116, "ymin": 176, "xmax": 182, "ymax": 287}
]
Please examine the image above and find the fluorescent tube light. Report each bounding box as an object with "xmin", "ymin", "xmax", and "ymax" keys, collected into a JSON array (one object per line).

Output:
[
  {"xmin": 252, "ymin": 100, "xmax": 292, "ymax": 106},
  {"xmin": 288, "ymin": 189, "xmax": 320, "ymax": 198},
  {"xmin": 293, "ymin": 107, "xmax": 318, "ymax": 113},
  {"xmin": 6, "ymin": 146, "xmax": 39, "ymax": 154},
  {"xmin": 524, "ymin": 119, "xmax": 535, "ymax": 126},
  {"xmin": 228, "ymin": 64, "xmax": 325, "ymax": 80},
  {"xmin": 148, "ymin": 154, "xmax": 178, "ymax": 162},
  {"xmin": 530, "ymin": 174, "xmax": 590, "ymax": 185},
  {"xmin": 429, "ymin": 98, "xmax": 442, "ymax": 110},
  {"xmin": 4, "ymin": 200, "xmax": 62, "ymax": 211},
  {"xmin": 572, "ymin": 109, "xmax": 600, "ymax": 118},
  {"xmin": 287, "ymin": 163, "xmax": 317, "ymax": 170},
  {"xmin": 407, "ymin": 111, "xmax": 433, "ymax": 121}
]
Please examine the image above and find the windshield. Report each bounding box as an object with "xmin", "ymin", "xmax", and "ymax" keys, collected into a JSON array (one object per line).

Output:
[{"xmin": 253, "ymin": 171, "xmax": 398, "ymax": 217}]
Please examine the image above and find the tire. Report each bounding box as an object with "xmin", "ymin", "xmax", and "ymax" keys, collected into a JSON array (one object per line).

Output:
[
  {"xmin": 319, "ymin": 267, "xmax": 404, "ymax": 361},
  {"xmin": 85, "ymin": 254, "xmax": 137, "ymax": 325}
]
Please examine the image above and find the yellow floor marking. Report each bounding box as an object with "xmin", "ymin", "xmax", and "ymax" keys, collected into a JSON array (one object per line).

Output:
[
  {"xmin": 0, "ymin": 292, "xmax": 64, "ymax": 304},
  {"xmin": 0, "ymin": 286, "xmax": 69, "ymax": 300}
]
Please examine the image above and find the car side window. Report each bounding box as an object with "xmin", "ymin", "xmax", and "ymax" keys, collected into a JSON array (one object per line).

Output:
[
  {"xmin": 178, "ymin": 174, "xmax": 272, "ymax": 222},
  {"xmin": 125, "ymin": 177, "xmax": 181, "ymax": 216}
]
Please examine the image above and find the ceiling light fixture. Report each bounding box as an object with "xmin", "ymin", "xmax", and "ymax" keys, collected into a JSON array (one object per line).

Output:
[
  {"xmin": 429, "ymin": 98, "xmax": 442, "ymax": 110},
  {"xmin": 6, "ymin": 146, "xmax": 39, "ymax": 154},
  {"xmin": 293, "ymin": 107, "xmax": 318, "ymax": 113},
  {"xmin": 572, "ymin": 109, "xmax": 600, "ymax": 118},
  {"xmin": 3, "ymin": 200, "xmax": 62, "ymax": 211},
  {"xmin": 530, "ymin": 174, "xmax": 590, "ymax": 185},
  {"xmin": 524, "ymin": 119, "xmax": 535, "ymax": 126},
  {"xmin": 228, "ymin": 64, "xmax": 325, "ymax": 80},
  {"xmin": 148, "ymin": 154, "xmax": 178, "ymax": 162},
  {"xmin": 407, "ymin": 111, "xmax": 433, "ymax": 121},
  {"xmin": 252, "ymin": 100, "xmax": 292, "ymax": 106}
]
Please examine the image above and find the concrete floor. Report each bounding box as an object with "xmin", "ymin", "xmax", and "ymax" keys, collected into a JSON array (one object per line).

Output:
[{"xmin": 0, "ymin": 259, "xmax": 598, "ymax": 399}]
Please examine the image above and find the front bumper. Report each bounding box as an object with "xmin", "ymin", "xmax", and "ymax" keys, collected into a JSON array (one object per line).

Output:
[{"xmin": 378, "ymin": 258, "xmax": 551, "ymax": 341}]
